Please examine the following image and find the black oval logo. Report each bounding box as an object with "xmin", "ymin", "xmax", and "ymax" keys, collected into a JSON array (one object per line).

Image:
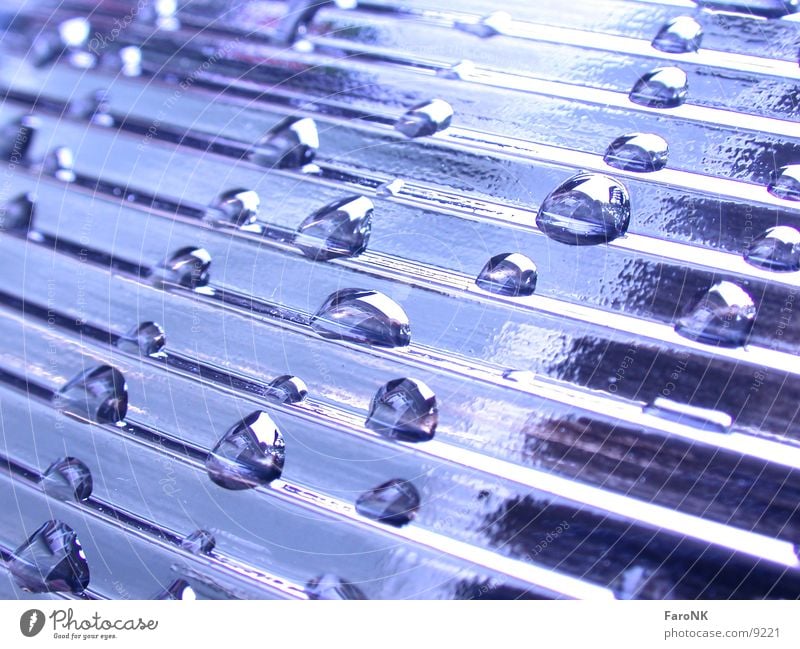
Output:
[{"xmin": 20, "ymin": 609, "xmax": 45, "ymax": 637}]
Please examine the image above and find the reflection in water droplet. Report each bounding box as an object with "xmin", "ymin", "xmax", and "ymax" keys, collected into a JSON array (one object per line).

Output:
[
  {"xmin": 267, "ymin": 375, "xmax": 308, "ymax": 404},
  {"xmin": 206, "ymin": 189, "xmax": 260, "ymax": 228},
  {"xmin": 306, "ymin": 574, "xmax": 367, "ymax": 600},
  {"xmin": 205, "ymin": 411, "xmax": 286, "ymax": 490},
  {"xmin": 151, "ymin": 247, "xmax": 212, "ymax": 289},
  {"xmin": 355, "ymin": 479, "xmax": 420, "ymax": 527},
  {"xmin": 394, "ymin": 99, "xmax": 454, "ymax": 138},
  {"xmin": 294, "ymin": 195, "xmax": 373, "ymax": 260},
  {"xmin": 181, "ymin": 529, "xmax": 216, "ymax": 555},
  {"xmin": 629, "ymin": 67, "xmax": 688, "ymax": 108},
  {"xmin": 1, "ymin": 115, "xmax": 38, "ymax": 162},
  {"xmin": 768, "ymin": 165, "xmax": 800, "ymax": 202},
  {"xmin": 0, "ymin": 192, "xmax": 35, "ymax": 232},
  {"xmin": 744, "ymin": 226, "xmax": 800, "ymax": 272},
  {"xmin": 675, "ymin": 281, "xmax": 756, "ymax": 348},
  {"xmin": 652, "ymin": 16, "xmax": 703, "ymax": 53},
  {"xmin": 8, "ymin": 520, "xmax": 90, "ymax": 593},
  {"xmin": 40, "ymin": 457, "xmax": 93, "ymax": 502},
  {"xmin": 155, "ymin": 579, "xmax": 196, "ymax": 600},
  {"xmin": 58, "ymin": 17, "xmax": 90, "ymax": 48},
  {"xmin": 54, "ymin": 365, "xmax": 128, "ymax": 424},
  {"xmin": 454, "ymin": 11, "xmax": 511, "ymax": 38},
  {"xmin": 116, "ymin": 321, "xmax": 166, "ymax": 356},
  {"xmin": 365, "ymin": 378, "xmax": 437, "ymax": 443},
  {"xmin": 119, "ymin": 45, "xmax": 143, "ymax": 76},
  {"xmin": 311, "ymin": 289, "xmax": 411, "ymax": 348},
  {"xmin": 536, "ymin": 172, "xmax": 630, "ymax": 245},
  {"xmin": 43, "ymin": 146, "xmax": 76, "ymax": 182},
  {"xmin": 604, "ymin": 133, "xmax": 669, "ymax": 173},
  {"xmin": 475, "ymin": 253, "xmax": 538, "ymax": 296},
  {"xmin": 250, "ymin": 117, "xmax": 319, "ymax": 168}
]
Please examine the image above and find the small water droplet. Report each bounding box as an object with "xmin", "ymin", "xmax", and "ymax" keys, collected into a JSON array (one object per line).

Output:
[
  {"xmin": 8, "ymin": 520, "xmax": 90, "ymax": 593},
  {"xmin": 267, "ymin": 375, "xmax": 308, "ymax": 404},
  {"xmin": 536, "ymin": 172, "xmax": 630, "ymax": 245},
  {"xmin": 502, "ymin": 369, "xmax": 536, "ymax": 383},
  {"xmin": 181, "ymin": 529, "xmax": 216, "ymax": 555},
  {"xmin": 604, "ymin": 133, "xmax": 669, "ymax": 173},
  {"xmin": 366, "ymin": 378, "xmax": 437, "ymax": 443},
  {"xmin": 355, "ymin": 479, "xmax": 420, "ymax": 527},
  {"xmin": 43, "ymin": 146, "xmax": 76, "ymax": 182},
  {"xmin": 675, "ymin": 281, "xmax": 756, "ymax": 348},
  {"xmin": 768, "ymin": 165, "xmax": 800, "ymax": 201},
  {"xmin": 744, "ymin": 226, "xmax": 800, "ymax": 272},
  {"xmin": 250, "ymin": 117, "xmax": 319, "ymax": 168},
  {"xmin": 1, "ymin": 114, "xmax": 38, "ymax": 162},
  {"xmin": 394, "ymin": 99, "xmax": 454, "ymax": 138},
  {"xmin": 293, "ymin": 195, "xmax": 373, "ymax": 260},
  {"xmin": 437, "ymin": 60, "xmax": 475, "ymax": 80},
  {"xmin": 454, "ymin": 11, "xmax": 511, "ymax": 38},
  {"xmin": 311, "ymin": 289, "xmax": 411, "ymax": 348},
  {"xmin": 475, "ymin": 252, "xmax": 538, "ymax": 296},
  {"xmin": 206, "ymin": 189, "xmax": 260, "ymax": 228},
  {"xmin": 155, "ymin": 579, "xmax": 196, "ymax": 600},
  {"xmin": 151, "ymin": 247, "xmax": 212, "ymax": 289},
  {"xmin": 205, "ymin": 411, "xmax": 286, "ymax": 490},
  {"xmin": 54, "ymin": 365, "xmax": 128, "ymax": 424},
  {"xmin": 306, "ymin": 574, "xmax": 367, "ymax": 600},
  {"xmin": 629, "ymin": 67, "xmax": 688, "ymax": 108},
  {"xmin": 58, "ymin": 17, "xmax": 90, "ymax": 48},
  {"xmin": 71, "ymin": 89, "xmax": 114, "ymax": 127},
  {"xmin": 643, "ymin": 397, "xmax": 732, "ymax": 433},
  {"xmin": 116, "ymin": 322, "xmax": 167, "ymax": 356},
  {"xmin": 376, "ymin": 178, "xmax": 405, "ymax": 197},
  {"xmin": 40, "ymin": 457, "xmax": 93, "ymax": 502},
  {"xmin": 0, "ymin": 192, "xmax": 35, "ymax": 233},
  {"xmin": 652, "ymin": 16, "xmax": 703, "ymax": 53}
]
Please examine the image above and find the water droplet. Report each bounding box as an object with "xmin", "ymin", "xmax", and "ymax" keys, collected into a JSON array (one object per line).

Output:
[
  {"xmin": 365, "ymin": 378, "xmax": 437, "ymax": 443},
  {"xmin": 643, "ymin": 397, "xmax": 732, "ymax": 433},
  {"xmin": 744, "ymin": 226, "xmax": 800, "ymax": 272},
  {"xmin": 8, "ymin": 520, "xmax": 90, "ymax": 593},
  {"xmin": 475, "ymin": 253, "xmax": 538, "ymax": 296},
  {"xmin": 151, "ymin": 247, "xmax": 212, "ymax": 289},
  {"xmin": 355, "ymin": 479, "xmax": 420, "ymax": 527},
  {"xmin": 250, "ymin": 117, "xmax": 319, "ymax": 168},
  {"xmin": 71, "ymin": 90, "xmax": 114, "ymax": 127},
  {"xmin": 394, "ymin": 99, "xmax": 454, "ymax": 138},
  {"xmin": 58, "ymin": 17, "xmax": 90, "ymax": 48},
  {"xmin": 375, "ymin": 178, "xmax": 405, "ymax": 197},
  {"xmin": 206, "ymin": 189, "xmax": 260, "ymax": 228},
  {"xmin": 629, "ymin": 67, "xmax": 688, "ymax": 108},
  {"xmin": 267, "ymin": 375, "xmax": 308, "ymax": 404},
  {"xmin": 437, "ymin": 60, "xmax": 475, "ymax": 80},
  {"xmin": 675, "ymin": 281, "xmax": 756, "ymax": 348},
  {"xmin": 40, "ymin": 457, "xmax": 93, "ymax": 502},
  {"xmin": 205, "ymin": 411, "xmax": 286, "ymax": 490},
  {"xmin": 306, "ymin": 574, "xmax": 367, "ymax": 600},
  {"xmin": 0, "ymin": 192, "xmax": 35, "ymax": 233},
  {"xmin": 768, "ymin": 165, "xmax": 800, "ymax": 201},
  {"xmin": 536, "ymin": 172, "xmax": 630, "ymax": 245},
  {"xmin": 181, "ymin": 529, "xmax": 216, "ymax": 555},
  {"xmin": 1, "ymin": 114, "xmax": 38, "ymax": 162},
  {"xmin": 293, "ymin": 195, "xmax": 373, "ymax": 260},
  {"xmin": 652, "ymin": 16, "xmax": 703, "ymax": 53},
  {"xmin": 116, "ymin": 321, "xmax": 167, "ymax": 356},
  {"xmin": 454, "ymin": 11, "xmax": 511, "ymax": 38},
  {"xmin": 119, "ymin": 46, "xmax": 143, "ymax": 76},
  {"xmin": 54, "ymin": 365, "xmax": 128, "ymax": 424},
  {"xmin": 311, "ymin": 289, "xmax": 411, "ymax": 348},
  {"xmin": 155, "ymin": 579, "xmax": 196, "ymax": 600},
  {"xmin": 604, "ymin": 133, "xmax": 669, "ymax": 173},
  {"xmin": 43, "ymin": 146, "xmax": 76, "ymax": 182}
]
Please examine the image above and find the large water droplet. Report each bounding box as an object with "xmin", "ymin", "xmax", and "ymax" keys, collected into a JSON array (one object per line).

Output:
[
  {"xmin": 629, "ymin": 67, "xmax": 688, "ymax": 108},
  {"xmin": 205, "ymin": 411, "xmax": 286, "ymax": 490},
  {"xmin": 293, "ymin": 195, "xmax": 373, "ymax": 260},
  {"xmin": 54, "ymin": 365, "xmax": 128, "ymax": 424},
  {"xmin": 151, "ymin": 247, "xmax": 212, "ymax": 289},
  {"xmin": 365, "ymin": 378, "xmax": 437, "ymax": 443},
  {"xmin": 267, "ymin": 375, "xmax": 308, "ymax": 404},
  {"xmin": 475, "ymin": 252, "xmax": 538, "ymax": 296},
  {"xmin": 250, "ymin": 117, "xmax": 319, "ymax": 168},
  {"xmin": 155, "ymin": 579, "xmax": 197, "ymax": 600},
  {"xmin": 0, "ymin": 192, "xmax": 35, "ymax": 233},
  {"xmin": 1, "ymin": 114, "xmax": 38, "ymax": 162},
  {"xmin": 768, "ymin": 165, "xmax": 800, "ymax": 202},
  {"xmin": 652, "ymin": 16, "xmax": 703, "ymax": 53},
  {"xmin": 116, "ymin": 321, "xmax": 166, "ymax": 356},
  {"xmin": 311, "ymin": 289, "xmax": 411, "ymax": 348},
  {"xmin": 675, "ymin": 281, "xmax": 756, "ymax": 348},
  {"xmin": 40, "ymin": 457, "xmax": 93, "ymax": 502},
  {"xmin": 306, "ymin": 574, "xmax": 367, "ymax": 600},
  {"xmin": 206, "ymin": 189, "xmax": 260, "ymax": 228},
  {"xmin": 43, "ymin": 146, "xmax": 76, "ymax": 182},
  {"xmin": 536, "ymin": 172, "xmax": 630, "ymax": 245},
  {"xmin": 394, "ymin": 99, "xmax": 454, "ymax": 138},
  {"xmin": 181, "ymin": 529, "xmax": 216, "ymax": 555},
  {"xmin": 454, "ymin": 11, "xmax": 511, "ymax": 38},
  {"xmin": 744, "ymin": 226, "xmax": 800, "ymax": 272},
  {"xmin": 696, "ymin": 0, "xmax": 799, "ymax": 18},
  {"xmin": 8, "ymin": 521, "xmax": 90, "ymax": 593},
  {"xmin": 355, "ymin": 479, "xmax": 420, "ymax": 527},
  {"xmin": 604, "ymin": 133, "xmax": 669, "ymax": 173}
]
